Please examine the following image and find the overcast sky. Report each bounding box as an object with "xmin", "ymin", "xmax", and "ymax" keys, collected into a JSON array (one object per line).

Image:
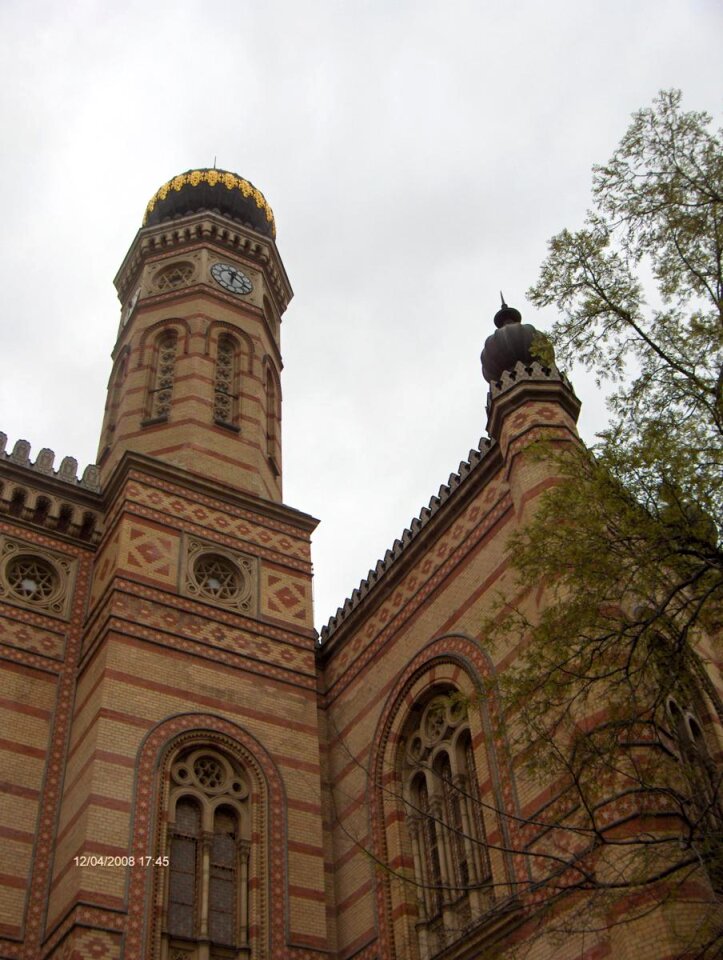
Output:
[{"xmin": 0, "ymin": 0, "xmax": 720, "ymax": 629}]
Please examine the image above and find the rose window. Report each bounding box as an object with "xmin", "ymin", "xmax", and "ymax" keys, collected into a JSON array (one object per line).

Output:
[
  {"xmin": 155, "ymin": 262, "xmax": 195, "ymax": 291},
  {"xmin": 6, "ymin": 555, "xmax": 58, "ymax": 604},
  {"xmin": 193, "ymin": 554, "xmax": 242, "ymax": 601}
]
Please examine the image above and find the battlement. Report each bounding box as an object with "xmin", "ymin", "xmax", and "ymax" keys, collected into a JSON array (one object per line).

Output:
[
  {"xmin": 485, "ymin": 359, "xmax": 576, "ymax": 411},
  {"xmin": 319, "ymin": 436, "xmax": 494, "ymax": 645},
  {"xmin": 0, "ymin": 432, "xmax": 103, "ymax": 544},
  {"xmin": 0, "ymin": 433, "xmax": 101, "ymax": 492}
]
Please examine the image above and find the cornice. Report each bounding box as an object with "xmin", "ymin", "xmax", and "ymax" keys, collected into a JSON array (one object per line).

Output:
[
  {"xmin": 101, "ymin": 449, "xmax": 319, "ymax": 536},
  {"xmin": 114, "ymin": 210, "xmax": 293, "ymax": 316},
  {"xmin": 486, "ymin": 360, "xmax": 581, "ymax": 438},
  {"xmin": 318, "ymin": 436, "xmax": 503, "ymax": 655}
]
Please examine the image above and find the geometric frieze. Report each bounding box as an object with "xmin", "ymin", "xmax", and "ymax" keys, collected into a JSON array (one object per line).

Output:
[
  {"xmin": 0, "ymin": 614, "xmax": 65, "ymax": 659},
  {"xmin": 125, "ymin": 479, "xmax": 311, "ymax": 567},
  {"xmin": 180, "ymin": 534, "xmax": 258, "ymax": 616},
  {"xmin": 260, "ymin": 566, "xmax": 311, "ymax": 628},
  {"xmin": 323, "ymin": 482, "xmax": 509, "ymax": 691},
  {"xmin": 98, "ymin": 591, "xmax": 316, "ymax": 684},
  {"xmin": 0, "ymin": 535, "xmax": 76, "ymax": 620}
]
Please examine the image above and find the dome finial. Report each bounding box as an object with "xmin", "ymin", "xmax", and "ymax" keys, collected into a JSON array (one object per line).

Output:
[{"xmin": 493, "ymin": 296, "xmax": 522, "ymax": 329}]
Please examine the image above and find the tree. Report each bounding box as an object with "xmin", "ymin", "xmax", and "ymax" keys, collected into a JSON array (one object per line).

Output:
[
  {"xmin": 484, "ymin": 90, "xmax": 723, "ymax": 955},
  {"xmin": 322, "ymin": 91, "xmax": 722, "ymax": 960}
]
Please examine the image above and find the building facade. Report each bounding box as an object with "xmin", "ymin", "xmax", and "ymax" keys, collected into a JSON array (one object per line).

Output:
[{"xmin": 0, "ymin": 170, "xmax": 719, "ymax": 960}]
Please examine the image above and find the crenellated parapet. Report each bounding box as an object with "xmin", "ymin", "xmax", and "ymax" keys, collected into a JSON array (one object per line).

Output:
[
  {"xmin": 319, "ymin": 436, "xmax": 495, "ymax": 645},
  {"xmin": 0, "ymin": 433, "xmax": 101, "ymax": 491},
  {"xmin": 485, "ymin": 359, "xmax": 581, "ymax": 442},
  {"xmin": 0, "ymin": 432, "xmax": 104, "ymax": 544},
  {"xmin": 486, "ymin": 359, "xmax": 576, "ymax": 407}
]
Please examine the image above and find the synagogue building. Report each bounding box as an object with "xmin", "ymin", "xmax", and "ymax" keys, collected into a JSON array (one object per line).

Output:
[{"xmin": 0, "ymin": 170, "xmax": 719, "ymax": 960}]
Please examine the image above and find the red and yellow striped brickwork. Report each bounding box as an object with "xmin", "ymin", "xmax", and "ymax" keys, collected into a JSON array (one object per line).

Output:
[{"xmin": 1, "ymin": 179, "xmax": 720, "ymax": 960}]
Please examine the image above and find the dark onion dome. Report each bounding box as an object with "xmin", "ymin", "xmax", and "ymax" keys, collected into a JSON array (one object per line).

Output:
[
  {"xmin": 143, "ymin": 169, "xmax": 276, "ymax": 239},
  {"xmin": 480, "ymin": 300, "xmax": 553, "ymax": 382}
]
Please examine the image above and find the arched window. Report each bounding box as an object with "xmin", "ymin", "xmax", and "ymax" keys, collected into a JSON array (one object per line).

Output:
[
  {"xmin": 213, "ymin": 334, "xmax": 239, "ymax": 427},
  {"xmin": 147, "ymin": 330, "xmax": 178, "ymax": 421},
  {"xmin": 403, "ymin": 690, "xmax": 491, "ymax": 957},
  {"xmin": 164, "ymin": 746, "xmax": 250, "ymax": 958},
  {"xmin": 265, "ymin": 365, "xmax": 279, "ymax": 467},
  {"xmin": 106, "ymin": 348, "xmax": 129, "ymax": 440},
  {"xmin": 666, "ymin": 697, "xmax": 722, "ymax": 837}
]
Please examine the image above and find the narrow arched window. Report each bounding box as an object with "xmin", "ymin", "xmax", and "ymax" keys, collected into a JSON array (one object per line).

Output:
[
  {"xmin": 213, "ymin": 334, "xmax": 239, "ymax": 427},
  {"xmin": 163, "ymin": 747, "xmax": 251, "ymax": 959},
  {"xmin": 106, "ymin": 349, "xmax": 129, "ymax": 439},
  {"xmin": 666, "ymin": 697, "xmax": 722, "ymax": 834},
  {"xmin": 167, "ymin": 797, "xmax": 201, "ymax": 940},
  {"xmin": 209, "ymin": 805, "xmax": 240, "ymax": 945},
  {"xmin": 403, "ymin": 690, "xmax": 491, "ymax": 957},
  {"xmin": 265, "ymin": 366, "xmax": 278, "ymax": 462},
  {"xmin": 147, "ymin": 330, "xmax": 178, "ymax": 421}
]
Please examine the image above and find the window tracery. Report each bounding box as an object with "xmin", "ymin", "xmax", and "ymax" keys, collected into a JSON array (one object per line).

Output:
[
  {"xmin": 403, "ymin": 690, "xmax": 491, "ymax": 957},
  {"xmin": 213, "ymin": 335, "xmax": 238, "ymax": 427},
  {"xmin": 265, "ymin": 365, "xmax": 278, "ymax": 470},
  {"xmin": 155, "ymin": 261, "xmax": 196, "ymax": 291},
  {"xmin": 0, "ymin": 536, "xmax": 74, "ymax": 618},
  {"xmin": 666, "ymin": 696, "xmax": 722, "ymax": 835},
  {"xmin": 164, "ymin": 747, "xmax": 251, "ymax": 959},
  {"xmin": 148, "ymin": 330, "xmax": 178, "ymax": 421},
  {"xmin": 181, "ymin": 538, "xmax": 257, "ymax": 615}
]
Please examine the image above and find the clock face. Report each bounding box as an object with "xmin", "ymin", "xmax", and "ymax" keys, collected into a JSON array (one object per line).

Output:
[
  {"xmin": 121, "ymin": 287, "xmax": 141, "ymax": 328},
  {"xmin": 211, "ymin": 262, "xmax": 253, "ymax": 295}
]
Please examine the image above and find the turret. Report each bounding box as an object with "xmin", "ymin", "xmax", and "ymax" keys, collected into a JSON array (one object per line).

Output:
[
  {"xmin": 481, "ymin": 298, "xmax": 581, "ymax": 513},
  {"xmin": 97, "ymin": 169, "xmax": 291, "ymax": 501}
]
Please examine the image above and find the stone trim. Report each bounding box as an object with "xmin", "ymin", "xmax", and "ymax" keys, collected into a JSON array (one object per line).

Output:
[
  {"xmin": 114, "ymin": 212, "xmax": 293, "ymax": 317},
  {"xmin": 485, "ymin": 359, "xmax": 575, "ymax": 405},
  {"xmin": 0, "ymin": 534, "xmax": 77, "ymax": 619},
  {"xmin": 319, "ymin": 438, "xmax": 494, "ymax": 645},
  {"xmin": 0, "ymin": 432, "xmax": 100, "ymax": 492}
]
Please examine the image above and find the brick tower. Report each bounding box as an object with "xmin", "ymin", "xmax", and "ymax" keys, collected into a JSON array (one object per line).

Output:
[
  {"xmin": 0, "ymin": 170, "xmax": 328, "ymax": 960},
  {"xmin": 1, "ymin": 175, "xmax": 719, "ymax": 960}
]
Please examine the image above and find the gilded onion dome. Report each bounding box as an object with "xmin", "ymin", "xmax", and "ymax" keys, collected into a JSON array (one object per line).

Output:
[{"xmin": 143, "ymin": 168, "xmax": 276, "ymax": 239}]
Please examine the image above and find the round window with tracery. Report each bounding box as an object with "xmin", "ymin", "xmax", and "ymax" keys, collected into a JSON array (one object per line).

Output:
[
  {"xmin": 6, "ymin": 555, "xmax": 58, "ymax": 604},
  {"xmin": 155, "ymin": 261, "xmax": 195, "ymax": 291},
  {"xmin": 193, "ymin": 553, "xmax": 243, "ymax": 601},
  {"xmin": 194, "ymin": 754, "xmax": 226, "ymax": 789}
]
